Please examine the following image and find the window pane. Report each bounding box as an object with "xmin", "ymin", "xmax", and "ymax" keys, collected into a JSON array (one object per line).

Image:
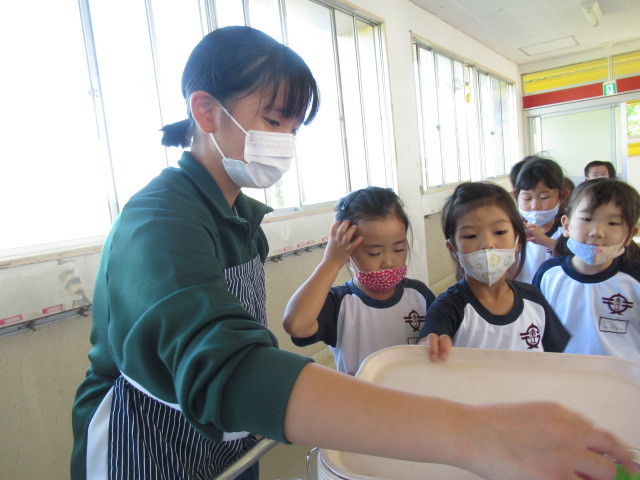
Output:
[
  {"xmin": 464, "ymin": 66, "xmax": 482, "ymax": 181},
  {"xmin": 0, "ymin": 0, "xmax": 111, "ymax": 251},
  {"xmin": 505, "ymin": 83, "xmax": 519, "ymax": 168},
  {"xmin": 151, "ymin": 0, "xmax": 205, "ymax": 166},
  {"xmin": 417, "ymin": 47, "xmax": 442, "ymax": 187},
  {"xmin": 357, "ymin": 20, "xmax": 390, "ymax": 189},
  {"xmin": 436, "ymin": 54, "xmax": 458, "ymax": 185},
  {"xmin": 454, "ymin": 61, "xmax": 470, "ymax": 182},
  {"xmin": 335, "ymin": 12, "xmax": 367, "ymax": 191},
  {"xmin": 90, "ymin": 0, "xmax": 168, "ymax": 206},
  {"xmin": 478, "ymin": 72, "xmax": 496, "ymax": 178},
  {"xmin": 492, "ymin": 77, "xmax": 506, "ymax": 175},
  {"xmin": 248, "ymin": 0, "xmax": 283, "ymax": 42},
  {"xmin": 286, "ymin": 0, "xmax": 346, "ymax": 204},
  {"xmin": 215, "ymin": 0, "xmax": 245, "ymax": 27}
]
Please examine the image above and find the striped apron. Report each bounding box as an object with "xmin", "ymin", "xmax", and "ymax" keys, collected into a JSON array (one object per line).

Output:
[{"xmin": 86, "ymin": 255, "xmax": 267, "ymax": 479}]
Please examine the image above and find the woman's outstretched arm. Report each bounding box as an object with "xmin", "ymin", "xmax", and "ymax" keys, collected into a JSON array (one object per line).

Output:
[{"xmin": 284, "ymin": 362, "xmax": 636, "ymax": 480}]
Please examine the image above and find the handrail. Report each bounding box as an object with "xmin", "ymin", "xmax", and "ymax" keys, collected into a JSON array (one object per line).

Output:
[{"xmin": 213, "ymin": 437, "xmax": 279, "ymax": 480}]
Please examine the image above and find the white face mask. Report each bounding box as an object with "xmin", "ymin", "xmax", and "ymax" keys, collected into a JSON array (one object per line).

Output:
[
  {"xmin": 567, "ymin": 237, "xmax": 626, "ymax": 266},
  {"xmin": 519, "ymin": 203, "xmax": 559, "ymax": 226},
  {"xmin": 456, "ymin": 245, "xmax": 517, "ymax": 286},
  {"xmin": 210, "ymin": 103, "xmax": 295, "ymax": 189}
]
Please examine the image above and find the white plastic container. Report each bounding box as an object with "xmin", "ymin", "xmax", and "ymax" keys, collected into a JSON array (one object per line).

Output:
[{"xmin": 318, "ymin": 345, "xmax": 640, "ymax": 480}]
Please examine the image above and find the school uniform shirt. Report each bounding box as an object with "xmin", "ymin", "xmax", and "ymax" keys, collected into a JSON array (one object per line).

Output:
[
  {"xmin": 533, "ymin": 255, "xmax": 640, "ymax": 363},
  {"xmin": 71, "ymin": 152, "xmax": 313, "ymax": 480},
  {"xmin": 515, "ymin": 221, "xmax": 563, "ymax": 283},
  {"xmin": 418, "ymin": 278, "xmax": 569, "ymax": 352},
  {"xmin": 292, "ymin": 279, "xmax": 436, "ymax": 375}
]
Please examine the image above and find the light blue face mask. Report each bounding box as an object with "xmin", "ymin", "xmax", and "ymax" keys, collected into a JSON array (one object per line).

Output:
[
  {"xmin": 519, "ymin": 203, "xmax": 559, "ymax": 226},
  {"xmin": 567, "ymin": 237, "xmax": 625, "ymax": 266}
]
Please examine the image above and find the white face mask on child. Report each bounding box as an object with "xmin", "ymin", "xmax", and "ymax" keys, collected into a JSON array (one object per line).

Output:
[
  {"xmin": 455, "ymin": 245, "xmax": 517, "ymax": 286},
  {"xmin": 210, "ymin": 103, "xmax": 295, "ymax": 189},
  {"xmin": 519, "ymin": 203, "xmax": 559, "ymax": 226}
]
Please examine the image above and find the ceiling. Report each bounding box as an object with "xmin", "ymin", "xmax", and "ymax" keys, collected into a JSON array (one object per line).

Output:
[{"xmin": 410, "ymin": 0, "xmax": 640, "ymax": 71}]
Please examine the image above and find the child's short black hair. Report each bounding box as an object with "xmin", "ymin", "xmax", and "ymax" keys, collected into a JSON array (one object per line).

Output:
[
  {"xmin": 584, "ymin": 160, "xmax": 616, "ymax": 178},
  {"xmin": 335, "ymin": 186, "xmax": 410, "ymax": 232},
  {"xmin": 554, "ymin": 178, "xmax": 640, "ymax": 259},
  {"xmin": 514, "ymin": 156, "xmax": 565, "ymax": 198}
]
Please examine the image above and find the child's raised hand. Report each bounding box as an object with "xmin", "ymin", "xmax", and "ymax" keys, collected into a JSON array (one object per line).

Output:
[
  {"xmin": 418, "ymin": 333, "xmax": 452, "ymax": 362},
  {"xmin": 525, "ymin": 222, "xmax": 545, "ymax": 243},
  {"xmin": 525, "ymin": 222, "xmax": 556, "ymax": 250},
  {"xmin": 323, "ymin": 220, "xmax": 363, "ymax": 268}
]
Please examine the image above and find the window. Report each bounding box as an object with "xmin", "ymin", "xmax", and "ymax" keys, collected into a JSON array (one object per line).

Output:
[
  {"xmin": 414, "ymin": 41, "xmax": 518, "ymax": 189},
  {"xmin": 0, "ymin": 0, "xmax": 392, "ymax": 253}
]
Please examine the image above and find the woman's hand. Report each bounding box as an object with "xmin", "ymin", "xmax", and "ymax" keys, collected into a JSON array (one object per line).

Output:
[
  {"xmin": 418, "ymin": 333, "xmax": 453, "ymax": 362},
  {"xmin": 461, "ymin": 402, "xmax": 638, "ymax": 480}
]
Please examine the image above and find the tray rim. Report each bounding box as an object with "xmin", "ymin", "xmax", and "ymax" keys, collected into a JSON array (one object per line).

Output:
[{"xmin": 319, "ymin": 345, "xmax": 640, "ymax": 480}]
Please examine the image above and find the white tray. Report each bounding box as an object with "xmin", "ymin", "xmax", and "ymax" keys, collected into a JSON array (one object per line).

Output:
[{"xmin": 319, "ymin": 345, "xmax": 640, "ymax": 480}]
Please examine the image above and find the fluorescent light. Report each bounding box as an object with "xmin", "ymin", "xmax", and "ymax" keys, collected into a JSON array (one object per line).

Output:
[{"xmin": 581, "ymin": 1, "xmax": 603, "ymax": 27}]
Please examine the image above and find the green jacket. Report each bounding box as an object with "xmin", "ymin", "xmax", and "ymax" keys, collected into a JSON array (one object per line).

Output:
[{"xmin": 71, "ymin": 152, "xmax": 312, "ymax": 478}]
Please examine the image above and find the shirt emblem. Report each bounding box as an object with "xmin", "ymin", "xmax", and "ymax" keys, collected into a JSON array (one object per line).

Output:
[
  {"xmin": 519, "ymin": 323, "xmax": 541, "ymax": 349},
  {"xmin": 404, "ymin": 309, "xmax": 425, "ymax": 332},
  {"xmin": 602, "ymin": 293, "xmax": 633, "ymax": 315}
]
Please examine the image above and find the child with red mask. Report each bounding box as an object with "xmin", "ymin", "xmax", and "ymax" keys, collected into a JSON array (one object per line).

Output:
[{"xmin": 283, "ymin": 186, "xmax": 437, "ymax": 375}]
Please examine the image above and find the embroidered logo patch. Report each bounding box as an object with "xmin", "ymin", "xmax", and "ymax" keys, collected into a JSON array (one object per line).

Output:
[
  {"xmin": 519, "ymin": 323, "xmax": 541, "ymax": 349},
  {"xmin": 602, "ymin": 293, "xmax": 633, "ymax": 315},
  {"xmin": 404, "ymin": 309, "xmax": 425, "ymax": 332}
]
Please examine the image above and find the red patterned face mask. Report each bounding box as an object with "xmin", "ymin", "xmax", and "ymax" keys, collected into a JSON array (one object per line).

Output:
[{"xmin": 354, "ymin": 265, "xmax": 407, "ymax": 292}]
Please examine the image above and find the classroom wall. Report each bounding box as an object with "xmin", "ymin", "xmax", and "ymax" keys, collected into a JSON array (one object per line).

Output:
[
  {"xmin": 0, "ymin": 1, "xmax": 523, "ymax": 478},
  {"xmin": 0, "ymin": 248, "xmax": 344, "ymax": 480}
]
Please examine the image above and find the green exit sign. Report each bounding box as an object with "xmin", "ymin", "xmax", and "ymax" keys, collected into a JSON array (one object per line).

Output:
[{"xmin": 603, "ymin": 81, "xmax": 617, "ymax": 96}]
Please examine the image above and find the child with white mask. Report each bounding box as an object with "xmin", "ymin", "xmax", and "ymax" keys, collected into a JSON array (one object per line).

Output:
[
  {"xmin": 418, "ymin": 182, "xmax": 569, "ymax": 354},
  {"xmin": 533, "ymin": 178, "xmax": 640, "ymax": 362},
  {"xmin": 513, "ymin": 156, "xmax": 570, "ymax": 283},
  {"xmin": 283, "ymin": 186, "xmax": 438, "ymax": 375}
]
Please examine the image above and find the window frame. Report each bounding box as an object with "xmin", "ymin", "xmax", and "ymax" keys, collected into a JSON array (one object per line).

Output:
[
  {"xmin": 413, "ymin": 39, "xmax": 518, "ymax": 191},
  {"xmin": 0, "ymin": 0, "xmax": 395, "ymax": 259}
]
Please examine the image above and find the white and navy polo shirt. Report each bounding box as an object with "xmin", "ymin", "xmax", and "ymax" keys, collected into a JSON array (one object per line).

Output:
[
  {"xmin": 292, "ymin": 278, "xmax": 436, "ymax": 375},
  {"xmin": 533, "ymin": 255, "xmax": 640, "ymax": 362},
  {"xmin": 418, "ymin": 278, "xmax": 569, "ymax": 352}
]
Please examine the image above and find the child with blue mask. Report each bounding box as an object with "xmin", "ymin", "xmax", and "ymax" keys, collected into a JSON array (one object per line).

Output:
[
  {"xmin": 533, "ymin": 178, "xmax": 640, "ymax": 363},
  {"xmin": 418, "ymin": 182, "xmax": 570, "ymax": 354},
  {"xmin": 513, "ymin": 156, "xmax": 570, "ymax": 283}
]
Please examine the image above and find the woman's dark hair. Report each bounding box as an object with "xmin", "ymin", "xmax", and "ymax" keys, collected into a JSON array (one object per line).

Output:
[
  {"xmin": 161, "ymin": 26, "xmax": 320, "ymax": 148},
  {"xmin": 335, "ymin": 187, "xmax": 410, "ymax": 229},
  {"xmin": 442, "ymin": 182, "xmax": 527, "ymax": 280},
  {"xmin": 514, "ymin": 155, "xmax": 565, "ymax": 199},
  {"xmin": 554, "ymin": 178, "xmax": 640, "ymax": 260}
]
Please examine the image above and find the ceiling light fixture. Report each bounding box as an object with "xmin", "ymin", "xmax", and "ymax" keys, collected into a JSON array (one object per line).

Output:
[{"xmin": 581, "ymin": 1, "xmax": 603, "ymax": 27}]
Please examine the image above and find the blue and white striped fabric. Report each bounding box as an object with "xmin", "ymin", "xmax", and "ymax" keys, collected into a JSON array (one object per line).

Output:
[
  {"xmin": 85, "ymin": 255, "xmax": 267, "ymax": 479},
  {"xmin": 224, "ymin": 255, "xmax": 267, "ymax": 326},
  {"xmin": 109, "ymin": 376, "xmax": 257, "ymax": 480}
]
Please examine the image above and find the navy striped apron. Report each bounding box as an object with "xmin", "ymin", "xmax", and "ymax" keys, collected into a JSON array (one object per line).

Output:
[{"xmin": 104, "ymin": 255, "xmax": 267, "ymax": 479}]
